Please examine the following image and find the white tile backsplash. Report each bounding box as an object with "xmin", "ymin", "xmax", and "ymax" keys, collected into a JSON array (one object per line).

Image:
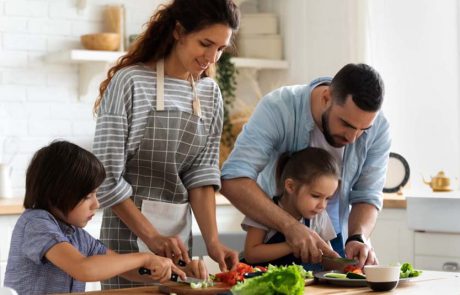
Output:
[{"xmin": 0, "ymin": 0, "xmax": 165, "ymax": 196}]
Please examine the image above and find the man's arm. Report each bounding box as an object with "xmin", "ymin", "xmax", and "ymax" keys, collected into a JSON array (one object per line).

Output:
[
  {"xmin": 345, "ymin": 203, "xmax": 379, "ymax": 267},
  {"xmin": 348, "ymin": 203, "xmax": 378, "ymax": 238},
  {"xmin": 221, "ymin": 178, "xmax": 338, "ymax": 263}
]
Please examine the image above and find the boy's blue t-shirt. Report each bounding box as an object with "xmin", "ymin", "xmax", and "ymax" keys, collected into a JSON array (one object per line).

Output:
[{"xmin": 4, "ymin": 209, "xmax": 107, "ymax": 295}]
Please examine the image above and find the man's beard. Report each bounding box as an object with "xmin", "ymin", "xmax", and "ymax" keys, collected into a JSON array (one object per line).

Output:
[{"xmin": 321, "ymin": 109, "xmax": 342, "ymax": 148}]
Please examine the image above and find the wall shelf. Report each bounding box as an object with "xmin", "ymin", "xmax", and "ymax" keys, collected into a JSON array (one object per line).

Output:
[{"xmin": 46, "ymin": 49, "xmax": 288, "ymax": 101}]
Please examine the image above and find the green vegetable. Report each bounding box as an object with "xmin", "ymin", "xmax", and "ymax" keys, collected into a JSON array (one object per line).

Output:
[
  {"xmin": 305, "ymin": 270, "xmax": 314, "ymax": 279},
  {"xmin": 190, "ymin": 282, "xmax": 202, "ymax": 289},
  {"xmin": 400, "ymin": 263, "xmax": 422, "ymax": 278},
  {"xmin": 231, "ymin": 264, "xmax": 307, "ymax": 295},
  {"xmin": 346, "ymin": 272, "xmax": 366, "ymax": 280},
  {"xmin": 324, "ymin": 272, "xmax": 347, "ymax": 279}
]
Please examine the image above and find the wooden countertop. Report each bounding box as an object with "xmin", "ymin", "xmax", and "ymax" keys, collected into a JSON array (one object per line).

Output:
[
  {"xmin": 58, "ymin": 270, "xmax": 459, "ymax": 294},
  {"xmin": 0, "ymin": 193, "xmax": 406, "ymax": 216},
  {"xmin": 0, "ymin": 197, "xmax": 24, "ymax": 215}
]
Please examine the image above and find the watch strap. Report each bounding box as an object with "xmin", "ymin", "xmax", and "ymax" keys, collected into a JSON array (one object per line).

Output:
[{"xmin": 345, "ymin": 234, "xmax": 365, "ymax": 245}]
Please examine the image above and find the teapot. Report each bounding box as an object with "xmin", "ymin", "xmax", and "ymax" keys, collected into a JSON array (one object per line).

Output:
[{"xmin": 423, "ymin": 171, "xmax": 451, "ymax": 192}]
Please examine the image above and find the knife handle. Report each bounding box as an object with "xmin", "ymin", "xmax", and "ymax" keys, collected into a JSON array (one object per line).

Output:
[{"xmin": 138, "ymin": 267, "xmax": 182, "ymax": 282}]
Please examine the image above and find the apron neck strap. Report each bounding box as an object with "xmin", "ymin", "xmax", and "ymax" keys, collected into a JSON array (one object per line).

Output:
[{"xmin": 156, "ymin": 59, "xmax": 165, "ymax": 111}]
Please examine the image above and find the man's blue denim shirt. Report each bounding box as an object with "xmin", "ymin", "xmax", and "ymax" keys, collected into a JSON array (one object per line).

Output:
[{"xmin": 221, "ymin": 77, "xmax": 391, "ymax": 239}]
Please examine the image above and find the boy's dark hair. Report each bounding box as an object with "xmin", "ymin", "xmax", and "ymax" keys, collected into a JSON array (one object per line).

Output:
[
  {"xmin": 276, "ymin": 147, "xmax": 340, "ymax": 195},
  {"xmin": 24, "ymin": 141, "xmax": 106, "ymax": 215},
  {"xmin": 330, "ymin": 63, "xmax": 384, "ymax": 112}
]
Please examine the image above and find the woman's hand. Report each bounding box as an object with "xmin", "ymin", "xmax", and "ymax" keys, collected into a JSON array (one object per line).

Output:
[
  {"xmin": 181, "ymin": 259, "xmax": 208, "ymax": 280},
  {"xmin": 206, "ymin": 241, "xmax": 239, "ymax": 272},
  {"xmin": 144, "ymin": 254, "xmax": 186, "ymax": 283},
  {"xmin": 147, "ymin": 234, "xmax": 191, "ymax": 264}
]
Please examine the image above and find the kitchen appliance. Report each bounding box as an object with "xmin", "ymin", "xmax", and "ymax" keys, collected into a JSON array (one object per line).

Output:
[{"xmin": 0, "ymin": 163, "xmax": 13, "ymax": 199}]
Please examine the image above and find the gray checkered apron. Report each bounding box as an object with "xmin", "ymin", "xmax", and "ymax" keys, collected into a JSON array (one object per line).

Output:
[{"xmin": 100, "ymin": 60, "xmax": 206, "ymax": 289}]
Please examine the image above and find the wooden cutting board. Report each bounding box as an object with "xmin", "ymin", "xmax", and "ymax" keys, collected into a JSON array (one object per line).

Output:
[{"xmin": 158, "ymin": 282, "xmax": 231, "ymax": 295}]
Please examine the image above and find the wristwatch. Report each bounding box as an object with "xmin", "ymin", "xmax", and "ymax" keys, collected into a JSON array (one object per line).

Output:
[{"xmin": 345, "ymin": 234, "xmax": 366, "ymax": 245}]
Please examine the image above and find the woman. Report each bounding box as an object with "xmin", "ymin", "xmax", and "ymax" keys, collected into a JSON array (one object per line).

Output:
[{"xmin": 93, "ymin": 0, "xmax": 240, "ymax": 289}]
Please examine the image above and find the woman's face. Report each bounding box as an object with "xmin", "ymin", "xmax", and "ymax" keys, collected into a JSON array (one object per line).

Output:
[{"xmin": 173, "ymin": 23, "xmax": 232, "ymax": 77}]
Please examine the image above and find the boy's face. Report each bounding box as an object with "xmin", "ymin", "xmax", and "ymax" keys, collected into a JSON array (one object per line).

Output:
[{"xmin": 65, "ymin": 190, "xmax": 99, "ymax": 228}]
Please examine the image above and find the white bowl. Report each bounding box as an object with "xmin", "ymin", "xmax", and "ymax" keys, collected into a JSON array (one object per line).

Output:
[{"xmin": 364, "ymin": 265, "xmax": 400, "ymax": 291}]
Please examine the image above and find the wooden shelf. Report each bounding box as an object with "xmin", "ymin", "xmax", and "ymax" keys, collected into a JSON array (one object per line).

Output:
[{"xmin": 46, "ymin": 49, "xmax": 288, "ymax": 101}]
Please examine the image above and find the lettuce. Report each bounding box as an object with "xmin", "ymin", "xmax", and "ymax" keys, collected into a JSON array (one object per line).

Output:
[{"xmin": 231, "ymin": 264, "xmax": 307, "ymax": 295}]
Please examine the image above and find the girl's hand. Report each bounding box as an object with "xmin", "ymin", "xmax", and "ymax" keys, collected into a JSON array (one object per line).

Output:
[
  {"xmin": 147, "ymin": 234, "xmax": 191, "ymax": 264},
  {"xmin": 206, "ymin": 241, "xmax": 239, "ymax": 272},
  {"xmin": 182, "ymin": 259, "xmax": 208, "ymax": 280},
  {"xmin": 144, "ymin": 254, "xmax": 187, "ymax": 283}
]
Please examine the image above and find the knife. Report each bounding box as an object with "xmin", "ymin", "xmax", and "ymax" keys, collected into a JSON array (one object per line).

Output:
[
  {"xmin": 138, "ymin": 267, "xmax": 205, "ymax": 285},
  {"xmin": 321, "ymin": 256, "xmax": 358, "ymax": 271}
]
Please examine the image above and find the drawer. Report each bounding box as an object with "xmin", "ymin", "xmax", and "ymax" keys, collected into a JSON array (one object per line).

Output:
[
  {"xmin": 414, "ymin": 232, "xmax": 460, "ymax": 257},
  {"xmin": 415, "ymin": 255, "xmax": 460, "ymax": 272}
]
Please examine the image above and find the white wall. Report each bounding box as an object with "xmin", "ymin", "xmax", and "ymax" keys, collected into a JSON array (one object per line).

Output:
[
  {"xmin": 265, "ymin": 0, "xmax": 460, "ymax": 189},
  {"xmin": 0, "ymin": 0, "xmax": 163, "ymax": 197}
]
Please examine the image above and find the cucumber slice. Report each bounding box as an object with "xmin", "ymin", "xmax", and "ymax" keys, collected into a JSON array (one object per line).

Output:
[
  {"xmin": 324, "ymin": 273, "xmax": 347, "ymax": 279},
  {"xmin": 346, "ymin": 272, "xmax": 366, "ymax": 279}
]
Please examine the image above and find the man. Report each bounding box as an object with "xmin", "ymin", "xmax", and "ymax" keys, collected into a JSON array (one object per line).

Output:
[{"xmin": 221, "ymin": 63, "xmax": 391, "ymax": 268}]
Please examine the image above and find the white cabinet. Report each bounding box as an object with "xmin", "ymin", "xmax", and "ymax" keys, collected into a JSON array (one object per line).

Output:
[
  {"xmin": 371, "ymin": 208, "xmax": 414, "ymax": 266},
  {"xmin": 414, "ymin": 232, "xmax": 460, "ymax": 272}
]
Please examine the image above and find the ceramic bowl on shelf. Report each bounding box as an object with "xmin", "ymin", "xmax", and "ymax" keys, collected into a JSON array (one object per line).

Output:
[{"xmin": 80, "ymin": 33, "xmax": 120, "ymax": 51}]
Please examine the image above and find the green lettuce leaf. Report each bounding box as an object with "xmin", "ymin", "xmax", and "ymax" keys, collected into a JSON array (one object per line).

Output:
[{"xmin": 231, "ymin": 264, "xmax": 306, "ymax": 295}]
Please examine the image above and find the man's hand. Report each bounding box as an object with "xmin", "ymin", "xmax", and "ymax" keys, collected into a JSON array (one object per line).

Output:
[
  {"xmin": 206, "ymin": 241, "xmax": 239, "ymax": 272},
  {"xmin": 285, "ymin": 222, "xmax": 340, "ymax": 263},
  {"xmin": 147, "ymin": 235, "xmax": 191, "ymax": 264},
  {"xmin": 345, "ymin": 240, "xmax": 378, "ymax": 268}
]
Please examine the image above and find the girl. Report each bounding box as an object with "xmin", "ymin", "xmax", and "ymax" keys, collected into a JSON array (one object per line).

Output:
[
  {"xmin": 241, "ymin": 147, "xmax": 340, "ymax": 267},
  {"xmin": 4, "ymin": 141, "xmax": 196, "ymax": 295},
  {"xmin": 92, "ymin": 0, "xmax": 240, "ymax": 289}
]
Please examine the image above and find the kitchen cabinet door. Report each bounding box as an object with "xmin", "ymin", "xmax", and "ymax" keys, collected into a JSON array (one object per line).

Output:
[{"xmin": 371, "ymin": 208, "xmax": 414, "ymax": 265}]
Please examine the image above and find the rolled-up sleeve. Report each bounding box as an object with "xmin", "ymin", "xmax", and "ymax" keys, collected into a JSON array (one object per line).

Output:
[
  {"xmin": 93, "ymin": 72, "xmax": 134, "ymax": 208},
  {"xmin": 349, "ymin": 114, "xmax": 391, "ymax": 210},
  {"xmin": 183, "ymin": 83, "xmax": 223, "ymax": 190},
  {"xmin": 221, "ymin": 92, "xmax": 285, "ymax": 181}
]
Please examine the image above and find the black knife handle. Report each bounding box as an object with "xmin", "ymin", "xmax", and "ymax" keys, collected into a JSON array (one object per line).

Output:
[
  {"xmin": 138, "ymin": 267, "xmax": 179, "ymax": 281},
  {"xmin": 138, "ymin": 258, "xmax": 186, "ymax": 280}
]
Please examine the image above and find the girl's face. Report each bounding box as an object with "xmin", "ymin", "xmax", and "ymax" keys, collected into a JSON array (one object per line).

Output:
[
  {"xmin": 64, "ymin": 190, "xmax": 99, "ymax": 228},
  {"xmin": 285, "ymin": 175, "xmax": 338, "ymax": 220},
  {"xmin": 172, "ymin": 23, "xmax": 232, "ymax": 78}
]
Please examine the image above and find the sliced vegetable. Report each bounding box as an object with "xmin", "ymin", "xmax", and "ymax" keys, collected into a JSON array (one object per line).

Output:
[
  {"xmin": 346, "ymin": 272, "xmax": 366, "ymax": 279},
  {"xmin": 324, "ymin": 272, "xmax": 347, "ymax": 279}
]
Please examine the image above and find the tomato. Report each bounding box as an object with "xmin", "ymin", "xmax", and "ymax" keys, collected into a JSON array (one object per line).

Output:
[
  {"xmin": 344, "ymin": 265, "xmax": 363, "ymax": 274},
  {"xmin": 213, "ymin": 263, "xmax": 258, "ymax": 286}
]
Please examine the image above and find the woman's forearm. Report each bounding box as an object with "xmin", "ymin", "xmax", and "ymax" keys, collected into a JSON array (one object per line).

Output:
[
  {"xmin": 111, "ymin": 198, "xmax": 159, "ymax": 245},
  {"xmin": 189, "ymin": 186, "xmax": 219, "ymax": 245}
]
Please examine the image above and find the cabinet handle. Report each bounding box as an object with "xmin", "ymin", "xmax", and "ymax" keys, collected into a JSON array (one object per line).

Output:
[{"xmin": 442, "ymin": 262, "xmax": 458, "ymax": 272}]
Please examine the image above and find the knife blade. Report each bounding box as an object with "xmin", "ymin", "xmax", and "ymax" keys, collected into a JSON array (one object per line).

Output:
[
  {"xmin": 321, "ymin": 256, "xmax": 358, "ymax": 271},
  {"xmin": 138, "ymin": 267, "xmax": 205, "ymax": 285}
]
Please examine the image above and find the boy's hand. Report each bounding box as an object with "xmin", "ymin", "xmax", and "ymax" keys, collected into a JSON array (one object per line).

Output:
[
  {"xmin": 145, "ymin": 254, "xmax": 186, "ymax": 283},
  {"xmin": 182, "ymin": 259, "xmax": 208, "ymax": 280}
]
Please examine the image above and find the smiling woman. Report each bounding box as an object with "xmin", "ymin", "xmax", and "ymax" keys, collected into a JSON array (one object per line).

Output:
[{"xmin": 91, "ymin": 0, "xmax": 241, "ymax": 290}]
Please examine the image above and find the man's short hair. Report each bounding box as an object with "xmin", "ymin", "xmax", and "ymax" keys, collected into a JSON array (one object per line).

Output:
[{"xmin": 330, "ymin": 63, "xmax": 384, "ymax": 112}]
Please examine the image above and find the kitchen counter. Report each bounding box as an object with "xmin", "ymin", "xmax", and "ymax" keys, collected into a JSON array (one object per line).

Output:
[
  {"xmin": 0, "ymin": 197, "xmax": 24, "ymax": 215},
  {"xmin": 57, "ymin": 270, "xmax": 459, "ymax": 294},
  {"xmin": 0, "ymin": 193, "xmax": 406, "ymax": 216}
]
